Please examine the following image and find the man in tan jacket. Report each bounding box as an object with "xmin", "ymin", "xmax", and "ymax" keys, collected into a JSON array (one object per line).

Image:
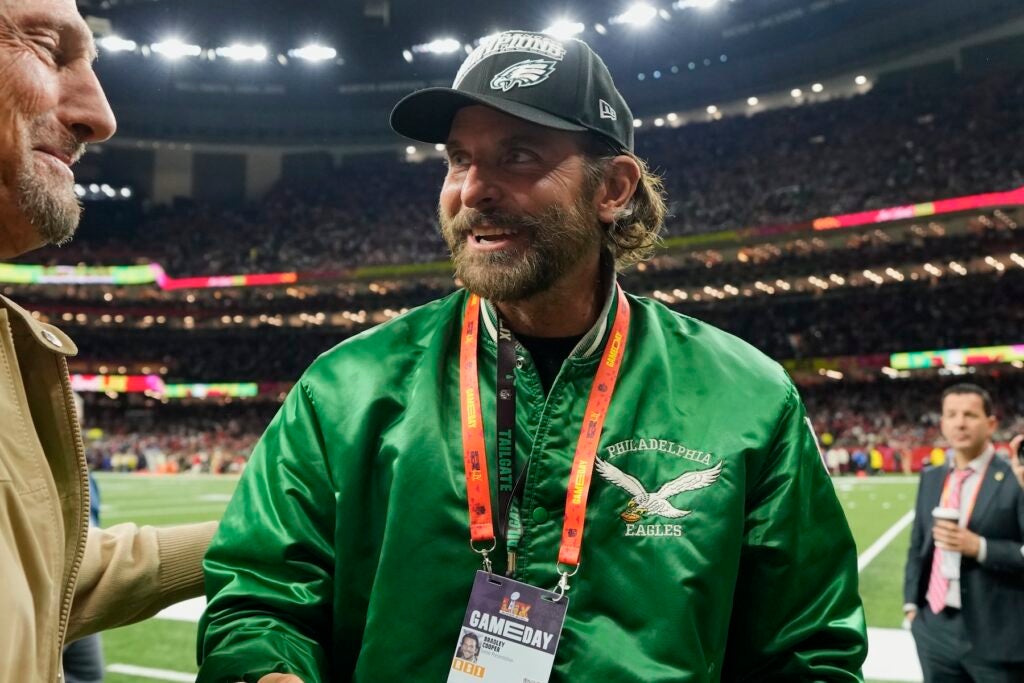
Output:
[{"xmin": 0, "ymin": 1, "xmax": 217, "ymax": 680}]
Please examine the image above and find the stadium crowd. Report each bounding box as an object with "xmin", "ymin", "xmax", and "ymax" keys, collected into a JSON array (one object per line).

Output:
[
  {"xmin": 60, "ymin": 266, "xmax": 1024, "ymax": 381},
  {"xmin": 80, "ymin": 400, "xmax": 274, "ymax": 475},
  {"xmin": 19, "ymin": 70, "xmax": 1024, "ymax": 275},
  {"xmin": 78, "ymin": 374, "xmax": 1024, "ymax": 476}
]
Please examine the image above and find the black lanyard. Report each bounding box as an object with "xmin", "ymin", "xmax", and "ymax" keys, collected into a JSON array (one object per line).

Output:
[{"xmin": 496, "ymin": 316, "xmax": 518, "ymax": 547}]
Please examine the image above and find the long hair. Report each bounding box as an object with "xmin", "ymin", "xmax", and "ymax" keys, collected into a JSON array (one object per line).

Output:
[{"xmin": 582, "ymin": 137, "xmax": 668, "ymax": 270}]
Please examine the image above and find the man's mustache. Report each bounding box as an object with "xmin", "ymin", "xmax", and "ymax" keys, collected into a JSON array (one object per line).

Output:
[
  {"xmin": 444, "ymin": 209, "xmax": 542, "ymax": 236},
  {"xmin": 32, "ymin": 119, "xmax": 87, "ymax": 164}
]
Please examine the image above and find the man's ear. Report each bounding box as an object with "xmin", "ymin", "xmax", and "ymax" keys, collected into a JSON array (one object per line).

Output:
[{"xmin": 592, "ymin": 155, "xmax": 641, "ymax": 224}]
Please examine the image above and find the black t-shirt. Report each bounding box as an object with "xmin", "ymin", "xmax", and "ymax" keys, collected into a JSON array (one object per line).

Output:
[{"xmin": 516, "ymin": 333, "xmax": 584, "ymax": 395}]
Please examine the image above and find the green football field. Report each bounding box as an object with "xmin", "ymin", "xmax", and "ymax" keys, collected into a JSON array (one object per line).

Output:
[{"xmin": 92, "ymin": 473, "xmax": 920, "ymax": 683}]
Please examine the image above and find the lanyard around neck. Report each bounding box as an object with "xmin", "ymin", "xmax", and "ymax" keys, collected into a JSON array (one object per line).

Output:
[{"xmin": 458, "ymin": 286, "xmax": 631, "ymax": 589}]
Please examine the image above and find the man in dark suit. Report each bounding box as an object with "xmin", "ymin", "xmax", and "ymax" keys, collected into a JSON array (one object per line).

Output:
[{"xmin": 904, "ymin": 383, "xmax": 1024, "ymax": 682}]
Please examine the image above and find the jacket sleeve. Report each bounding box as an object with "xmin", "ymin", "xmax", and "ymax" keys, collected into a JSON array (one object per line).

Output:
[
  {"xmin": 197, "ymin": 379, "xmax": 336, "ymax": 683},
  {"xmin": 67, "ymin": 521, "xmax": 217, "ymax": 641},
  {"xmin": 903, "ymin": 476, "xmax": 928, "ymax": 606},
  {"xmin": 723, "ymin": 386, "xmax": 867, "ymax": 681}
]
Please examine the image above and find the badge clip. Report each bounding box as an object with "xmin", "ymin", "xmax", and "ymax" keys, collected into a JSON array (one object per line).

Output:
[
  {"xmin": 552, "ymin": 562, "xmax": 581, "ymax": 601},
  {"xmin": 471, "ymin": 539, "xmax": 497, "ymax": 575}
]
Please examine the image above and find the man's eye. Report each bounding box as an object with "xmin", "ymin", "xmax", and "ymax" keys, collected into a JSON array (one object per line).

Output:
[
  {"xmin": 507, "ymin": 150, "xmax": 537, "ymax": 163},
  {"xmin": 32, "ymin": 36, "xmax": 61, "ymax": 60}
]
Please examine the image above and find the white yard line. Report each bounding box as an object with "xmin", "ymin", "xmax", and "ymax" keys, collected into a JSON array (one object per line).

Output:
[
  {"xmin": 156, "ymin": 596, "xmax": 205, "ymax": 622},
  {"xmin": 858, "ymin": 509, "xmax": 916, "ymax": 573},
  {"xmin": 834, "ymin": 475, "xmax": 919, "ymax": 485},
  {"xmin": 106, "ymin": 664, "xmax": 197, "ymax": 682},
  {"xmin": 866, "ymin": 628, "xmax": 923, "ymax": 681}
]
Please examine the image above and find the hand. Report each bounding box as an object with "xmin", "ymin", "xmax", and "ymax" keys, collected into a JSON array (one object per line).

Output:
[
  {"xmin": 258, "ymin": 676, "xmax": 305, "ymax": 683},
  {"xmin": 1010, "ymin": 435, "xmax": 1024, "ymax": 489},
  {"xmin": 932, "ymin": 520, "xmax": 981, "ymax": 557},
  {"xmin": 905, "ymin": 608, "xmax": 917, "ymax": 623}
]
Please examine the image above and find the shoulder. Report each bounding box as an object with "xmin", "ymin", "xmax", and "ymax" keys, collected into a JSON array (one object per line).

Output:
[
  {"xmin": 919, "ymin": 466, "xmax": 948, "ymax": 489},
  {"xmin": 626, "ymin": 293, "xmax": 794, "ymax": 404},
  {"xmin": 989, "ymin": 457, "xmax": 1023, "ymax": 498},
  {"xmin": 300, "ymin": 290, "xmax": 466, "ymax": 399}
]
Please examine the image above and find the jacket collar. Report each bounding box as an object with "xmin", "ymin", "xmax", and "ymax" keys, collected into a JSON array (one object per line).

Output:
[
  {"xmin": 0, "ymin": 293, "xmax": 78, "ymax": 356},
  {"xmin": 478, "ymin": 256, "xmax": 619, "ymax": 361}
]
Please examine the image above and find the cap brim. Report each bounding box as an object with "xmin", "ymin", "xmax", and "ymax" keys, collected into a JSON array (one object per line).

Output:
[{"xmin": 390, "ymin": 87, "xmax": 587, "ymax": 145}]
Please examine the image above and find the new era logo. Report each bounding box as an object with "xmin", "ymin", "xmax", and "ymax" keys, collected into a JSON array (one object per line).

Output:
[{"xmin": 599, "ymin": 99, "xmax": 617, "ymax": 121}]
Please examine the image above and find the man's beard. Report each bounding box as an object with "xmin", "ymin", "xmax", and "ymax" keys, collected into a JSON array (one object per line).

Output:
[
  {"xmin": 438, "ymin": 193, "xmax": 603, "ymax": 302},
  {"xmin": 9, "ymin": 118, "xmax": 83, "ymax": 247},
  {"xmin": 14, "ymin": 165, "xmax": 81, "ymax": 246}
]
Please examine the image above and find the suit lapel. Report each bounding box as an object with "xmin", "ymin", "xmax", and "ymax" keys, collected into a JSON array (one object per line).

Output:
[
  {"xmin": 967, "ymin": 459, "xmax": 1005, "ymax": 530},
  {"xmin": 920, "ymin": 467, "xmax": 948, "ymax": 557}
]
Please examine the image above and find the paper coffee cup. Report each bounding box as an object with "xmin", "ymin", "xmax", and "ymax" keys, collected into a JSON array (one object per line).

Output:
[{"xmin": 932, "ymin": 506, "xmax": 960, "ymax": 523}]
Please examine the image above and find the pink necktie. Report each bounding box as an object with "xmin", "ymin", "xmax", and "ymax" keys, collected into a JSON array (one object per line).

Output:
[{"xmin": 925, "ymin": 468, "xmax": 972, "ymax": 614}]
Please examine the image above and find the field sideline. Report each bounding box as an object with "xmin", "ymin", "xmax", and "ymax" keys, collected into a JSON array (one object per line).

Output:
[{"xmin": 92, "ymin": 472, "xmax": 922, "ymax": 683}]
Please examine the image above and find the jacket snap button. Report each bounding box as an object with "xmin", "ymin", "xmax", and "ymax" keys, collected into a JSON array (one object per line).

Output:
[
  {"xmin": 41, "ymin": 329, "xmax": 63, "ymax": 348},
  {"xmin": 532, "ymin": 507, "xmax": 549, "ymax": 523},
  {"xmin": 515, "ymin": 357, "xmax": 525, "ymax": 369}
]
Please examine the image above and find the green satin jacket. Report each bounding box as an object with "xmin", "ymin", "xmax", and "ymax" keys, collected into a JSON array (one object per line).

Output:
[{"xmin": 198, "ymin": 285, "xmax": 867, "ymax": 682}]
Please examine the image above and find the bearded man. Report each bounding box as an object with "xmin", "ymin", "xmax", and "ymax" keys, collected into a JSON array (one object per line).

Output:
[
  {"xmin": 198, "ymin": 32, "xmax": 866, "ymax": 683},
  {"xmin": 0, "ymin": 2, "xmax": 215, "ymax": 681}
]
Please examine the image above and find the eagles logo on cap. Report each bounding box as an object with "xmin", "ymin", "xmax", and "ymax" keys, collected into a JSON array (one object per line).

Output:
[{"xmin": 490, "ymin": 59, "xmax": 558, "ymax": 92}]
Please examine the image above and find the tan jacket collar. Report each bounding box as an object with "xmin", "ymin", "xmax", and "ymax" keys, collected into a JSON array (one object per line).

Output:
[{"xmin": 0, "ymin": 293, "xmax": 78, "ymax": 356}]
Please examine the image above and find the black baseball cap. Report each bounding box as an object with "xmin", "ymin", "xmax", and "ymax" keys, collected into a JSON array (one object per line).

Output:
[{"xmin": 390, "ymin": 31, "xmax": 634, "ymax": 153}]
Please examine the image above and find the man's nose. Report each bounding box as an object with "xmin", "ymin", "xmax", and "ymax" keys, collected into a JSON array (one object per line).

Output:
[
  {"xmin": 460, "ymin": 162, "xmax": 502, "ymax": 210},
  {"xmin": 59, "ymin": 62, "xmax": 117, "ymax": 144}
]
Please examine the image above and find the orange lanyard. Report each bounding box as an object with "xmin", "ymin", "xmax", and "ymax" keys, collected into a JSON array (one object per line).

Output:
[
  {"xmin": 459, "ymin": 286, "xmax": 631, "ymax": 588},
  {"xmin": 939, "ymin": 457, "xmax": 991, "ymax": 526}
]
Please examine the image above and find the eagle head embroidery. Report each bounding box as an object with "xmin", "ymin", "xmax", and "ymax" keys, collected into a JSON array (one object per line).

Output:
[
  {"xmin": 595, "ymin": 458, "xmax": 724, "ymax": 523},
  {"xmin": 489, "ymin": 59, "xmax": 557, "ymax": 92}
]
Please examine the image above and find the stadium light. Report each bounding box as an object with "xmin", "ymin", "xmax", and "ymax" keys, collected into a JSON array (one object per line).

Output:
[
  {"xmin": 402, "ymin": 49, "xmax": 414, "ymax": 63},
  {"xmin": 790, "ymin": 88, "xmax": 802, "ymax": 98},
  {"xmin": 611, "ymin": 3, "xmax": 658, "ymax": 26},
  {"xmin": 98, "ymin": 35, "xmax": 137, "ymax": 53},
  {"xmin": 855, "ymin": 75, "xmax": 868, "ymax": 85},
  {"xmin": 405, "ymin": 145, "xmax": 417, "ymax": 155},
  {"xmin": 288, "ymin": 44, "xmax": 337, "ymax": 63},
  {"xmin": 152, "ymin": 38, "xmax": 202, "ymax": 60},
  {"xmin": 543, "ymin": 20, "xmax": 585, "ymax": 40},
  {"xmin": 654, "ymin": 117, "xmax": 665, "ymax": 127},
  {"xmin": 413, "ymin": 38, "xmax": 462, "ymax": 55},
  {"xmin": 746, "ymin": 96, "xmax": 758, "ymax": 106},
  {"xmin": 674, "ymin": 0, "xmax": 719, "ymax": 8},
  {"xmin": 594, "ymin": 23, "xmax": 608, "ymax": 35},
  {"xmin": 434, "ymin": 143, "xmax": 445, "ymax": 152},
  {"xmin": 633, "ymin": 118, "xmax": 643, "ymax": 128},
  {"xmin": 706, "ymin": 105, "xmax": 717, "ymax": 114},
  {"xmin": 666, "ymin": 112, "xmax": 678, "ymax": 121},
  {"xmin": 811, "ymin": 82, "xmax": 824, "ymax": 93},
  {"xmin": 215, "ymin": 44, "xmax": 268, "ymax": 62}
]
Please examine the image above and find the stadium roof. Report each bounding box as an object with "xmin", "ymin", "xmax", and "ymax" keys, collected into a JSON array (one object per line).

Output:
[{"xmin": 80, "ymin": 0, "xmax": 1024, "ymax": 145}]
